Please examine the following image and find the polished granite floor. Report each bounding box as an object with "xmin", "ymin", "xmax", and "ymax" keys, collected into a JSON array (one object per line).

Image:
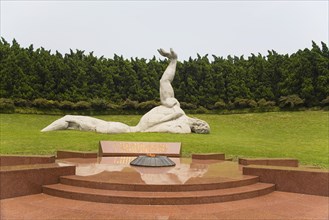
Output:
[{"xmin": 55, "ymin": 157, "xmax": 250, "ymax": 185}]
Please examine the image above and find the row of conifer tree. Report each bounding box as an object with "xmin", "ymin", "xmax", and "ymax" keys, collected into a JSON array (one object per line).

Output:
[{"xmin": 1, "ymin": 38, "xmax": 328, "ymax": 112}]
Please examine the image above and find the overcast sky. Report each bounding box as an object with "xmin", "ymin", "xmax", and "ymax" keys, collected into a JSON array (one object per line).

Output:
[{"xmin": 1, "ymin": 1, "xmax": 328, "ymax": 61}]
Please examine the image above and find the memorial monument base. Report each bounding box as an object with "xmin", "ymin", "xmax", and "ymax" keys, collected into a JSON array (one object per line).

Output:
[
  {"xmin": 1, "ymin": 149, "xmax": 328, "ymax": 220},
  {"xmin": 1, "ymin": 142, "xmax": 328, "ymax": 207}
]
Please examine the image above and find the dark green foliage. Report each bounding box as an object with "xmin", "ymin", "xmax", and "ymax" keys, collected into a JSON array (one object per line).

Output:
[
  {"xmin": 180, "ymin": 102, "xmax": 197, "ymax": 110},
  {"xmin": 137, "ymin": 100, "xmax": 160, "ymax": 111},
  {"xmin": 13, "ymin": 98, "xmax": 32, "ymax": 107},
  {"xmin": 195, "ymin": 106, "xmax": 208, "ymax": 114},
  {"xmin": 75, "ymin": 101, "xmax": 91, "ymax": 110},
  {"xmin": 106, "ymin": 102, "xmax": 120, "ymax": 110},
  {"xmin": 32, "ymin": 98, "xmax": 59, "ymax": 109},
  {"xmin": 121, "ymin": 99, "xmax": 139, "ymax": 110},
  {"xmin": 0, "ymin": 38, "xmax": 328, "ymax": 111},
  {"xmin": 257, "ymin": 98, "xmax": 276, "ymax": 109},
  {"xmin": 279, "ymin": 95, "xmax": 304, "ymax": 108},
  {"xmin": 90, "ymin": 98, "xmax": 108, "ymax": 110},
  {"xmin": 0, "ymin": 98, "xmax": 15, "ymax": 113},
  {"xmin": 247, "ymin": 100, "xmax": 258, "ymax": 109},
  {"xmin": 320, "ymin": 96, "xmax": 329, "ymax": 106},
  {"xmin": 227, "ymin": 101, "xmax": 235, "ymax": 110},
  {"xmin": 213, "ymin": 100, "xmax": 226, "ymax": 110},
  {"xmin": 59, "ymin": 100, "xmax": 75, "ymax": 110},
  {"xmin": 233, "ymin": 98, "xmax": 258, "ymax": 109}
]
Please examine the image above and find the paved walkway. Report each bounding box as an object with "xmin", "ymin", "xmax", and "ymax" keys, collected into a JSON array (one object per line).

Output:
[{"xmin": 1, "ymin": 191, "xmax": 328, "ymax": 219}]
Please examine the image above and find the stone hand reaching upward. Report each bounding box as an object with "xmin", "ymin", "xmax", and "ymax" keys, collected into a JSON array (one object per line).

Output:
[{"xmin": 157, "ymin": 48, "xmax": 177, "ymax": 60}]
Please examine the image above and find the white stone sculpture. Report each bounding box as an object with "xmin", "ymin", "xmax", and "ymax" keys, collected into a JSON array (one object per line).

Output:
[{"xmin": 41, "ymin": 48, "xmax": 210, "ymax": 134}]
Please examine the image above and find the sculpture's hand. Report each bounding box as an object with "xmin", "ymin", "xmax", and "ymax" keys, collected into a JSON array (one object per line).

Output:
[{"xmin": 158, "ymin": 48, "xmax": 177, "ymax": 60}]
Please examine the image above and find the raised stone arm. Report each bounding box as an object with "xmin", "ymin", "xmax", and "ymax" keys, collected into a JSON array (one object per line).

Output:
[{"xmin": 158, "ymin": 48, "xmax": 179, "ymax": 108}]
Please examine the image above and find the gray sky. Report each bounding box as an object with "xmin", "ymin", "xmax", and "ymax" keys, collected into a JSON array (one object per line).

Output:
[{"xmin": 1, "ymin": 1, "xmax": 328, "ymax": 61}]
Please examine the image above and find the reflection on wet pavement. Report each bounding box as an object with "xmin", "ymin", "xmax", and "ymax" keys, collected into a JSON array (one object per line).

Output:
[{"xmin": 57, "ymin": 157, "xmax": 246, "ymax": 185}]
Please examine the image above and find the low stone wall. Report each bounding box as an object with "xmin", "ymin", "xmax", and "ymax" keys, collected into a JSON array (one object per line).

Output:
[
  {"xmin": 0, "ymin": 155, "xmax": 55, "ymax": 166},
  {"xmin": 192, "ymin": 153, "xmax": 225, "ymax": 160},
  {"xmin": 57, "ymin": 150, "xmax": 97, "ymax": 159},
  {"xmin": 243, "ymin": 165, "xmax": 329, "ymax": 196},
  {"xmin": 239, "ymin": 158, "xmax": 298, "ymax": 167},
  {"xmin": 0, "ymin": 164, "xmax": 75, "ymax": 199}
]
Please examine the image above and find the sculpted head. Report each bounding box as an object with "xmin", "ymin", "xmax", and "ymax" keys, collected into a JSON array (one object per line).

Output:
[{"xmin": 188, "ymin": 117, "xmax": 210, "ymax": 134}]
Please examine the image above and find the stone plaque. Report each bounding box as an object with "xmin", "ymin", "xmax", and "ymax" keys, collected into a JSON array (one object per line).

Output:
[{"xmin": 99, "ymin": 141, "xmax": 181, "ymax": 157}]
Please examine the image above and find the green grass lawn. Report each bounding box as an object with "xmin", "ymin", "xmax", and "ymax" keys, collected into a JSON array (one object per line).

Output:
[{"xmin": 0, "ymin": 111, "xmax": 328, "ymax": 168}]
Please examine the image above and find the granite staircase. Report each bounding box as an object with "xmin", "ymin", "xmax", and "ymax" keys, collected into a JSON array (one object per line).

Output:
[{"xmin": 43, "ymin": 174, "xmax": 275, "ymax": 205}]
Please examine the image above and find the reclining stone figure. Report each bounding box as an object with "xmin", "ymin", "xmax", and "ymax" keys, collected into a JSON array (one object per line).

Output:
[{"xmin": 41, "ymin": 48, "xmax": 210, "ymax": 134}]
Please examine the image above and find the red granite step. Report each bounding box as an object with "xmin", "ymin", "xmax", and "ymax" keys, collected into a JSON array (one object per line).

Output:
[
  {"xmin": 60, "ymin": 175, "xmax": 260, "ymax": 192},
  {"xmin": 42, "ymin": 182, "xmax": 275, "ymax": 205}
]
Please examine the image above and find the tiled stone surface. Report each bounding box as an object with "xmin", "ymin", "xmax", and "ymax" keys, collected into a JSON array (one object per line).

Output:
[
  {"xmin": 1, "ymin": 191, "xmax": 328, "ymax": 219},
  {"xmin": 0, "ymin": 164, "xmax": 75, "ymax": 199},
  {"xmin": 239, "ymin": 158, "xmax": 298, "ymax": 167},
  {"xmin": 0, "ymin": 155, "xmax": 55, "ymax": 166},
  {"xmin": 243, "ymin": 165, "xmax": 329, "ymax": 196}
]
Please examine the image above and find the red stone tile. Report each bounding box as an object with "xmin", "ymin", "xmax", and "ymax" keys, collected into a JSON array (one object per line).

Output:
[
  {"xmin": 1, "ymin": 192, "xmax": 328, "ymax": 220},
  {"xmin": 213, "ymin": 208, "xmax": 286, "ymax": 219},
  {"xmin": 33, "ymin": 194, "xmax": 87, "ymax": 210},
  {"xmin": 170, "ymin": 213, "xmax": 218, "ymax": 220},
  {"xmin": 1, "ymin": 193, "xmax": 50, "ymax": 204},
  {"xmin": 0, "ymin": 200, "xmax": 38, "ymax": 218}
]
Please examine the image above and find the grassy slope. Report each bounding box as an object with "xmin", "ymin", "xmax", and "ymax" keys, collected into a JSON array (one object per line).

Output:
[{"xmin": 0, "ymin": 111, "xmax": 328, "ymax": 168}]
